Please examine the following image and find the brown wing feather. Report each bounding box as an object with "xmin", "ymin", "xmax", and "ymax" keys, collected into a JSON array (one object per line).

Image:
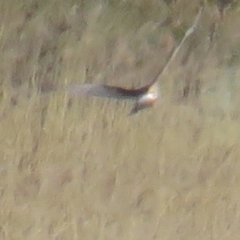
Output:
[{"xmin": 66, "ymin": 83, "xmax": 149, "ymax": 100}]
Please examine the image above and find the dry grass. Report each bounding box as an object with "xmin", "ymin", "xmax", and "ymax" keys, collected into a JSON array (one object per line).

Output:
[{"xmin": 1, "ymin": 0, "xmax": 240, "ymax": 239}]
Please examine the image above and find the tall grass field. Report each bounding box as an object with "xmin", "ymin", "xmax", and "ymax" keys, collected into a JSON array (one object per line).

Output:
[{"xmin": 0, "ymin": 0, "xmax": 240, "ymax": 239}]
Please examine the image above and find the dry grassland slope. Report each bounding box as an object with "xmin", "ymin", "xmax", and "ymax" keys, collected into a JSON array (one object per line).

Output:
[{"xmin": 0, "ymin": 0, "xmax": 240, "ymax": 239}]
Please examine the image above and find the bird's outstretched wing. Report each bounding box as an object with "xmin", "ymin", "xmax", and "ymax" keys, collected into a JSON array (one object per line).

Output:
[
  {"xmin": 65, "ymin": 83, "xmax": 149, "ymax": 100},
  {"xmin": 65, "ymin": 82, "xmax": 159, "ymax": 115},
  {"xmin": 149, "ymin": 4, "xmax": 204, "ymax": 85}
]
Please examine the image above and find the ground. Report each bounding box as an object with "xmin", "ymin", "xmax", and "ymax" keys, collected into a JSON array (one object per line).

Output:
[{"xmin": 0, "ymin": 0, "xmax": 240, "ymax": 239}]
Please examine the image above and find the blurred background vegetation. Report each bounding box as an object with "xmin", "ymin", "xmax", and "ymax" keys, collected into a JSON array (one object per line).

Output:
[{"xmin": 0, "ymin": 0, "xmax": 240, "ymax": 239}]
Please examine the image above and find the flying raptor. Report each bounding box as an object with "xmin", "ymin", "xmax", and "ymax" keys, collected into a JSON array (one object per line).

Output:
[{"xmin": 65, "ymin": 6, "xmax": 203, "ymax": 115}]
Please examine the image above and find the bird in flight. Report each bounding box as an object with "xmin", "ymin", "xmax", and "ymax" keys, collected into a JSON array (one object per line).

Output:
[
  {"xmin": 65, "ymin": 6, "xmax": 203, "ymax": 115},
  {"xmin": 66, "ymin": 80, "xmax": 160, "ymax": 115}
]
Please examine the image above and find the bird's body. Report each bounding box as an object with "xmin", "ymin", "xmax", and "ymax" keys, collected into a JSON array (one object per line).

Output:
[{"xmin": 129, "ymin": 82, "xmax": 160, "ymax": 114}]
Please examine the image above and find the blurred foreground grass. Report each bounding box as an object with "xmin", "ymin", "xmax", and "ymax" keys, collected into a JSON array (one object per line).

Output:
[{"xmin": 1, "ymin": 0, "xmax": 240, "ymax": 239}]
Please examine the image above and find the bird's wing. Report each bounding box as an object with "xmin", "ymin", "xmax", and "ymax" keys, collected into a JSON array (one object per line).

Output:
[
  {"xmin": 149, "ymin": 4, "xmax": 204, "ymax": 85},
  {"xmin": 65, "ymin": 83, "xmax": 141, "ymax": 100}
]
